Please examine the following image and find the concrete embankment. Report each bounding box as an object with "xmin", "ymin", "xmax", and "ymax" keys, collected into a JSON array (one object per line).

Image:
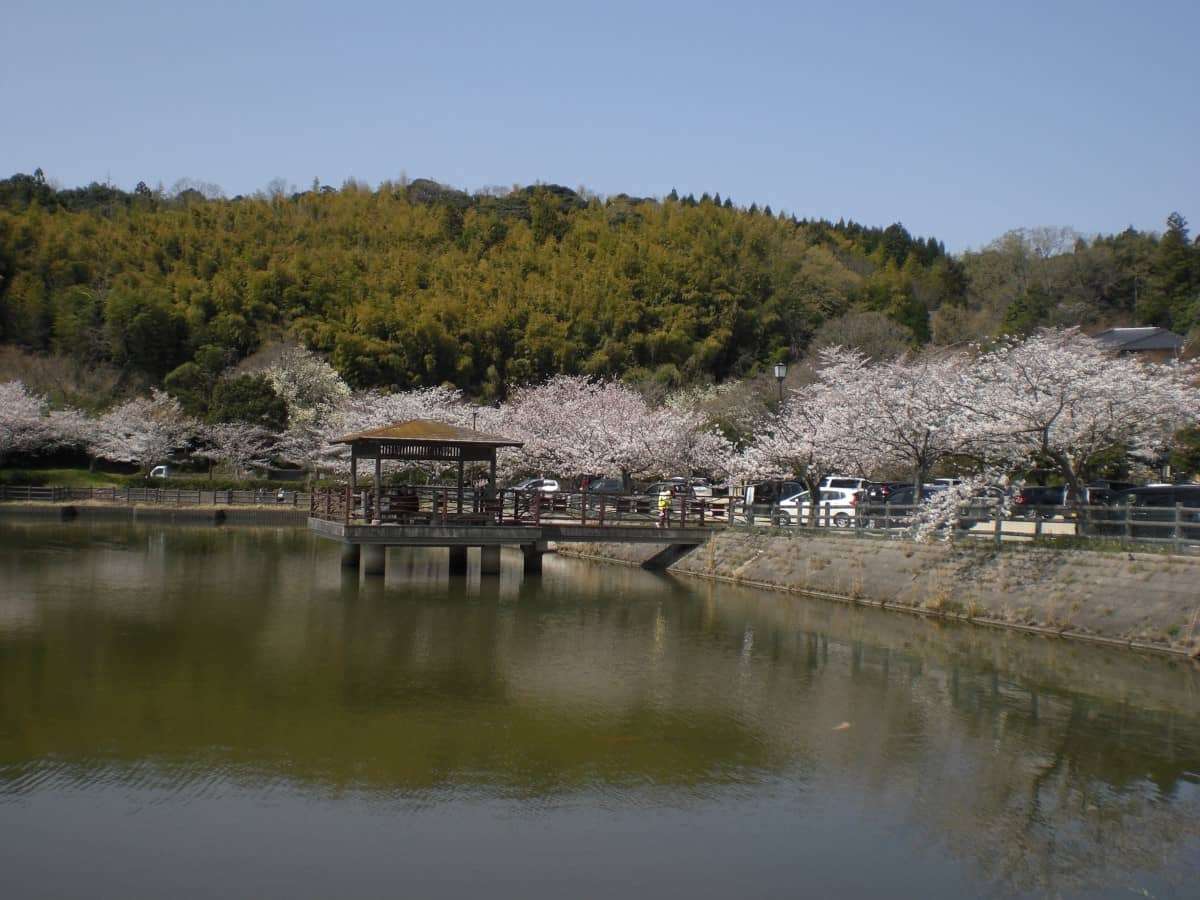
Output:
[
  {"xmin": 559, "ymin": 531, "xmax": 1200, "ymax": 658},
  {"xmin": 0, "ymin": 503, "xmax": 307, "ymax": 527}
]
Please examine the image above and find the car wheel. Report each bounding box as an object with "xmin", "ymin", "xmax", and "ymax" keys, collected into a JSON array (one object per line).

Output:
[
  {"xmin": 833, "ymin": 512, "xmax": 850, "ymax": 528},
  {"xmin": 773, "ymin": 512, "xmax": 791, "ymax": 527}
]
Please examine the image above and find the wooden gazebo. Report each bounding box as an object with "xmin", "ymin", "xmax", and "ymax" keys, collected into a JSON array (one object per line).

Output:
[{"xmin": 332, "ymin": 419, "xmax": 523, "ymax": 523}]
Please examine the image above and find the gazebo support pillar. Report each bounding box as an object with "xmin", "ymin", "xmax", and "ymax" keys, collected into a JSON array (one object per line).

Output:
[
  {"xmin": 373, "ymin": 456, "xmax": 382, "ymax": 524},
  {"xmin": 340, "ymin": 542, "xmax": 361, "ymax": 568},
  {"xmin": 363, "ymin": 544, "xmax": 386, "ymax": 576},
  {"xmin": 448, "ymin": 545, "xmax": 468, "ymax": 575},
  {"xmin": 522, "ymin": 543, "xmax": 544, "ymax": 575},
  {"xmin": 479, "ymin": 545, "xmax": 501, "ymax": 576}
]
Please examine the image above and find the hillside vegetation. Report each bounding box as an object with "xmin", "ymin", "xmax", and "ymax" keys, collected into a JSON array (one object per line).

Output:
[{"xmin": 0, "ymin": 170, "xmax": 1196, "ymax": 402}]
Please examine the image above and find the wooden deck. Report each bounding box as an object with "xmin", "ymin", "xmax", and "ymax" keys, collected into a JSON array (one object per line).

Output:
[{"xmin": 308, "ymin": 516, "xmax": 713, "ymax": 546}]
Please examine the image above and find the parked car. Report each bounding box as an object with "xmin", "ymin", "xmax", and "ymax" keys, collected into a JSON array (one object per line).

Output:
[
  {"xmin": 149, "ymin": 465, "xmax": 172, "ymax": 479},
  {"xmin": 1011, "ymin": 485, "xmax": 1068, "ymax": 518},
  {"xmin": 1101, "ymin": 485, "xmax": 1200, "ymax": 541},
  {"xmin": 820, "ymin": 475, "xmax": 868, "ymax": 491},
  {"xmin": 511, "ymin": 477, "xmax": 560, "ymax": 493},
  {"xmin": 579, "ymin": 476, "xmax": 626, "ymax": 495},
  {"xmin": 744, "ymin": 480, "xmax": 803, "ymax": 507},
  {"xmin": 777, "ymin": 487, "xmax": 861, "ymax": 527},
  {"xmin": 645, "ymin": 477, "xmax": 713, "ymax": 498},
  {"xmin": 1013, "ymin": 482, "xmax": 1138, "ymax": 518},
  {"xmin": 858, "ymin": 484, "xmax": 945, "ymax": 528},
  {"xmin": 863, "ymin": 482, "xmax": 908, "ymax": 503}
]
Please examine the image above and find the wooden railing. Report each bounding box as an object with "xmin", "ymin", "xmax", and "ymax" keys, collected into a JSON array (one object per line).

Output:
[
  {"xmin": 308, "ymin": 486, "xmax": 1200, "ymax": 553},
  {"xmin": 0, "ymin": 485, "xmax": 310, "ymax": 507},
  {"xmin": 309, "ymin": 486, "xmax": 732, "ymax": 528}
]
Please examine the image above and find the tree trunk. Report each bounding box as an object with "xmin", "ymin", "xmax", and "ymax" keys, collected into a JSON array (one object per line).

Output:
[{"xmin": 803, "ymin": 474, "xmax": 822, "ymax": 527}]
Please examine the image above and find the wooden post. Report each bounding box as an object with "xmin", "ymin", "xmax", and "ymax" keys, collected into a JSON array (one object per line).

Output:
[
  {"xmin": 350, "ymin": 453, "xmax": 358, "ymax": 494},
  {"xmin": 373, "ymin": 455, "xmax": 382, "ymax": 524},
  {"xmin": 344, "ymin": 483, "xmax": 351, "ymax": 525},
  {"xmin": 1173, "ymin": 502, "xmax": 1183, "ymax": 554},
  {"xmin": 993, "ymin": 505, "xmax": 1003, "ymax": 548},
  {"xmin": 457, "ymin": 458, "xmax": 464, "ymax": 514},
  {"xmin": 1124, "ymin": 502, "xmax": 1133, "ymax": 545},
  {"xmin": 598, "ymin": 493, "xmax": 606, "ymax": 527},
  {"xmin": 581, "ymin": 483, "xmax": 589, "ymax": 526}
]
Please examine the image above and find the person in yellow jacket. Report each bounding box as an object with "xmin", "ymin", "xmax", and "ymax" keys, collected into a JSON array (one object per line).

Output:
[{"xmin": 657, "ymin": 489, "xmax": 672, "ymax": 528}]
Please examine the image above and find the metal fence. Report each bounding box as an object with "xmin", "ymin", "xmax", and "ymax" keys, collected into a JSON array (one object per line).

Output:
[
  {"xmin": 737, "ymin": 500, "xmax": 1200, "ymax": 554},
  {"xmin": 0, "ymin": 485, "xmax": 311, "ymax": 507}
]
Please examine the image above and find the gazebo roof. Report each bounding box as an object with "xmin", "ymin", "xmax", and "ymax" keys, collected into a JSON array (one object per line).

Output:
[{"xmin": 332, "ymin": 418, "xmax": 523, "ymax": 448}]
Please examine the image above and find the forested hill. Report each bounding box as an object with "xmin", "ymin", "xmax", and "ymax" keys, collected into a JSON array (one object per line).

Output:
[{"xmin": 0, "ymin": 170, "xmax": 1196, "ymax": 400}]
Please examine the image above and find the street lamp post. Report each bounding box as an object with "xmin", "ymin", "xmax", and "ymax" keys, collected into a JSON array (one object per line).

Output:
[{"xmin": 773, "ymin": 363, "xmax": 787, "ymax": 404}]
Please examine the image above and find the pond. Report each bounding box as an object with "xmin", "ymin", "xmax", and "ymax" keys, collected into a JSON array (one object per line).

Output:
[{"xmin": 1, "ymin": 523, "xmax": 1198, "ymax": 898}]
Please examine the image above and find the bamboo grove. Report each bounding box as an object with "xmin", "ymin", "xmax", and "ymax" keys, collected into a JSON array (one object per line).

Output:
[{"xmin": 0, "ymin": 171, "xmax": 1196, "ymax": 403}]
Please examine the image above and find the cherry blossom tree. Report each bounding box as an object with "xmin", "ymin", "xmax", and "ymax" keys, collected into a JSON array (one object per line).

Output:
[
  {"xmin": 738, "ymin": 349, "xmax": 872, "ymax": 524},
  {"xmin": 963, "ymin": 328, "xmax": 1200, "ymax": 502},
  {"xmin": 91, "ymin": 390, "xmax": 196, "ymax": 474},
  {"xmin": 197, "ymin": 423, "xmax": 279, "ymax": 479},
  {"xmin": 849, "ymin": 350, "xmax": 980, "ymax": 493},
  {"xmin": 264, "ymin": 347, "xmax": 351, "ymax": 477},
  {"xmin": 504, "ymin": 375, "xmax": 729, "ymax": 487},
  {"xmin": 0, "ymin": 381, "xmax": 88, "ymax": 462}
]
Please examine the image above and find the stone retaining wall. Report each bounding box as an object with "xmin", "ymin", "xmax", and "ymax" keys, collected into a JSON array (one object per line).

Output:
[{"xmin": 558, "ymin": 531, "xmax": 1200, "ymax": 657}]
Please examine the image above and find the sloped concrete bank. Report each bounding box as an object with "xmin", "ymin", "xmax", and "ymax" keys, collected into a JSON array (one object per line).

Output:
[
  {"xmin": 558, "ymin": 531, "xmax": 1200, "ymax": 658},
  {"xmin": 0, "ymin": 503, "xmax": 307, "ymax": 527}
]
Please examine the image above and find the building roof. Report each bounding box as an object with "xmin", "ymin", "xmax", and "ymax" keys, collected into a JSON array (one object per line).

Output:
[
  {"xmin": 332, "ymin": 418, "xmax": 523, "ymax": 447},
  {"xmin": 1093, "ymin": 327, "xmax": 1186, "ymax": 352}
]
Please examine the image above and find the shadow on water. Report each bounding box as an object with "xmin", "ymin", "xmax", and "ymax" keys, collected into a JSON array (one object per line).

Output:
[{"xmin": 0, "ymin": 522, "xmax": 1198, "ymax": 899}]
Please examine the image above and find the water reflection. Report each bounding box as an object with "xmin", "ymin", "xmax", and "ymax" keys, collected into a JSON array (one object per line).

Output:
[{"xmin": 0, "ymin": 523, "xmax": 1197, "ymax": 898}]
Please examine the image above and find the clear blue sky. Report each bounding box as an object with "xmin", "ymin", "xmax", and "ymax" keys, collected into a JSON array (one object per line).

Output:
[{"xmin": 3, "ymin": 0, "xmax": 1196, "ymax": 250}]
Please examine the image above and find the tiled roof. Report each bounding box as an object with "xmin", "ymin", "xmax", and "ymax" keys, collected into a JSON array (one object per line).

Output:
[
  {"xmin": 332, "ymin": 419, "xmax": 523, "ymax": 447},
  {"xmin": 1093, "ymin": 327, "xmax": 1185, "ymax": 351}
]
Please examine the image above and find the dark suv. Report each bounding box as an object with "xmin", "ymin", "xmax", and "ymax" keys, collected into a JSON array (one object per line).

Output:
[
  {"xmin": 580, "ymin": 476, "xmax": 626, "ymax": 495},
  {"xmin": 858, "ymin": 484, "xmax": 944, "ymax": 528},
  {"xmin": 1107, "ymin": 485, "xmax": 1200, "ymax": 541},
  {"xmin": 862, "ymin": 482, "xmax": 908, "ymax": 504},
  {"xmin": 1012, "ymin": 482, "xmax": 1137, "ymax": 519}
]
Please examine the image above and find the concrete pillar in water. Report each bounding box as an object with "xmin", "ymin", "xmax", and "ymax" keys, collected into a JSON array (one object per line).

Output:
[
  {"xmin": 340, "ymin": 542, "xmax": 361, "ymax": 568},
  {"xmin": 362, "ymin": 544, "xmax": 386, "ymax": 577},
  {"xmin": 522, "ymin": 543, "xmax": 543, "ymax": 575},
  {"xmin": 448, "ymin": 545, "xmax": 468, "ymax": 575},
  {"xmin": 479, "ymin": 545, "xmax": 501, "ymax": 576}
]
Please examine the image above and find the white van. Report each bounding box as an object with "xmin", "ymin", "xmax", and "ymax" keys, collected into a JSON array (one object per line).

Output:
[
  {"xmin": 820, "ymin": 475, "xmax": 867, "ymax": 491},
  {"xmin": 778, "ymin": 487, "xmax": 861, "ymax": 527},
  {"xmin": 149, "ymin": 465, "xmax": 172, "ymax": 479}
]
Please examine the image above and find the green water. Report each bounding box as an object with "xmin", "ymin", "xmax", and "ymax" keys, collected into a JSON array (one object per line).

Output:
[{"xmin": 1, "ymin": 523, "xmax": 1198, "ymax": 899}]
